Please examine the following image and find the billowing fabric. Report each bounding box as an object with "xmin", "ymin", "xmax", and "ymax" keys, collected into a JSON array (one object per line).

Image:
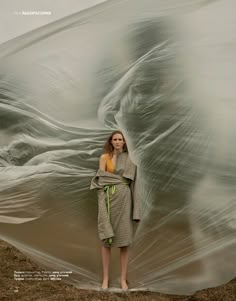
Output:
[
  {"xmin": 90, "ymin": 151, "xmax": 140, "ymax": 247},
  {"xmin": 0, "ymin": 0, "xmax": 236, "ymax": 295}
]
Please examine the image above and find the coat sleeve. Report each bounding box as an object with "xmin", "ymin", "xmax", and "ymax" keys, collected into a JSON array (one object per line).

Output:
[
  {"xmin": 130, "ymin": 167, "xmax": 141, "ymax": 220},
  {"xmin": 97, "ymin": 188, "xmax": 114, "ymax": 240}
]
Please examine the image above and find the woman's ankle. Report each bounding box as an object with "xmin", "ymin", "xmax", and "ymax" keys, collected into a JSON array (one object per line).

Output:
[
  {"xmin": 120, "ymin": 279, "xmax": 128, "ymax": 290},
  {"xmin": 102, "ymin": 278, "xmax": 109, "ymax": 289}
]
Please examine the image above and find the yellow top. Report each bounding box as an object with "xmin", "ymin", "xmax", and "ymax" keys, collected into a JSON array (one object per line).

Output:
[{"xmin": 105, "ymin": 153, "xmax": 115, "ymax": 173}]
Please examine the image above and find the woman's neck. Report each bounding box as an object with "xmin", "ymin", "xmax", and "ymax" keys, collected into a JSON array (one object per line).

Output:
[{"xmin": 113, "ymin": 149, "xmax": 123, "ymax": 155}]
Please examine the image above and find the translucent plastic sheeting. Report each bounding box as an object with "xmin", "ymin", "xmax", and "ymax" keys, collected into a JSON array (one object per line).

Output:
[{"xmin": 0, "ymin": 0, "xmax": 236, "ymax": 294}]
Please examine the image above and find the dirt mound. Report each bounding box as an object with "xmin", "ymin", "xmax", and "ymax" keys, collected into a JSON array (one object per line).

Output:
[{"xmin": 0, "ymin": 240, "xmax": 235, "ymax": 301}]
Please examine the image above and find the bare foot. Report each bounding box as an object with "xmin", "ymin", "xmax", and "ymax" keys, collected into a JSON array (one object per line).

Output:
[
  {"xmin": 121, "ymin": 279, "xmax": 128, "ymax": 290},
  {"xmin": 101, "ymin": 279, "xmax": 109, "ymax": 289}
]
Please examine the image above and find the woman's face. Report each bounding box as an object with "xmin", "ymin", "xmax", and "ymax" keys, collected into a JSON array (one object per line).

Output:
[{"xmin": 111, "ymin": 133, "xmax": 125, "ymax": 152}]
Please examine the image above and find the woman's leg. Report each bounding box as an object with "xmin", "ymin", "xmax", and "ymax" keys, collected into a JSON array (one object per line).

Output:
[
  {"xmin": 120, "ymin": 246, "xmax": 129, "ymax": 290},
  {"xmin": 101, "ymin": 246, "xmax": 111, "ymax": 288}
]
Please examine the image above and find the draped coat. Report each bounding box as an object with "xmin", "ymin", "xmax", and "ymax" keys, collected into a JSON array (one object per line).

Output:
[{"xmin": 90, "ymin": 151, "xmax": 140, "ymax": 247}]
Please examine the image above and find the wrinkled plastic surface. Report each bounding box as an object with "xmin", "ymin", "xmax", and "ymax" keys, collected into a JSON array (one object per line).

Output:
[{"xmin": 0, "ymin": 0, "xmax": 236, "ymax": 294}]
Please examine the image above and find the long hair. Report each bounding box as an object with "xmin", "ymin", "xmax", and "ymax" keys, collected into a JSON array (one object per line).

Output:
[{"xmin": 103, "ymin": 130, "xmax": 128, "ymax": 156}]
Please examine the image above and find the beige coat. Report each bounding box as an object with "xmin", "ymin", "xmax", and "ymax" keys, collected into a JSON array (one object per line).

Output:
[{"xmin": 90, "ymin": 151, "xmax": 140, "ymax": 247}]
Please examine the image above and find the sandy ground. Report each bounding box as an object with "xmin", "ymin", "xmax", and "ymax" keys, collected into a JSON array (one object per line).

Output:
[{"xmin": 0, "ymin": 239, "xmax": 235, "ymax": 301}]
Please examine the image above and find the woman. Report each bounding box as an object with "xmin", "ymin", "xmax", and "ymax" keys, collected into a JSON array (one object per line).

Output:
[{"xmin": 90, "ymin": 130, "xmax": 140, "ymax": 290}]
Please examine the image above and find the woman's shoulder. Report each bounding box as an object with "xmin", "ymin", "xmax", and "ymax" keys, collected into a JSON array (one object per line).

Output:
[
  {"xmin": 100, "ymin": 153, "xmax": 109, "ymax": 160},
  {"xmin": 120, "ymin": 151, "xmax": 129, "ymax": 158},
  {"xmin": 124, "ymin": 152, "xmax": 136, "ymax": 167}
]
